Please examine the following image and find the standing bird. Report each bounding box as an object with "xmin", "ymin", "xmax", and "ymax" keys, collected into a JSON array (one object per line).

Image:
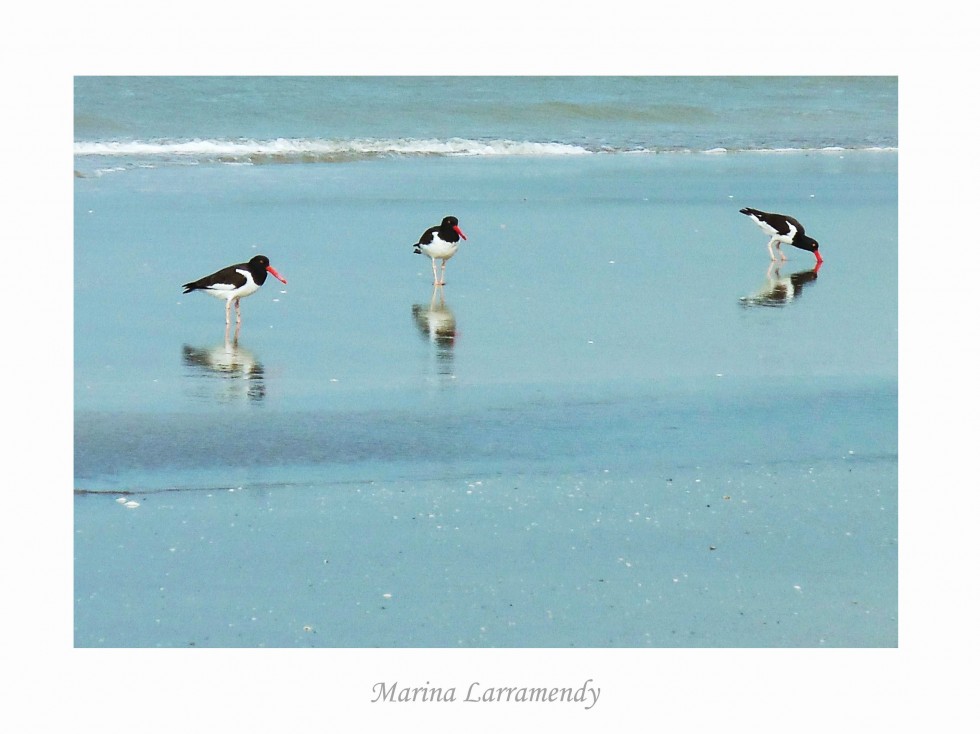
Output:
[
  {"xmin": 182, "ymin": 255, "xmax": 287, "ymax": 326},
  {"xmin": 739, "ymin": 208, "xmax": 823, "ymax": 264},
  {"xmin": 413, "ymin": 216, "xmax": 467, "ymax": 285}
]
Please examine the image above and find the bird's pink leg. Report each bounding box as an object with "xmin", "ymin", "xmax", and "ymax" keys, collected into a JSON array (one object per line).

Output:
[
  {"xmin": 767, "ymin": 238, "xmax": 777, "ymax": 261},
  {"xmin": 431, "ymin": 258, "xmax": 439, "ymax": 285},
  {"xmin": 234, "ymin": 298, "xmax": 242, "ymax": 325},
  {"xmin": 225, "ymin": 299, "xmax": 232, "ymax": 326}
]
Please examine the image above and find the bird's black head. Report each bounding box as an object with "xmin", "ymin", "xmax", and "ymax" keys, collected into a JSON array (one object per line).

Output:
[
  {"xmin": 248, "ymin": 254, "xmax": 288, "ymax": 284},
  {"xmin": 439, "ymin": 216, "xmax": 467, "ymax": 241},
  {"xmin": 795, "ymin": 236, "xmax": 824, "ymax": 265},
  {"xmin": 796, "ymin": 235, "xmax": 819, "ymax": 253}
]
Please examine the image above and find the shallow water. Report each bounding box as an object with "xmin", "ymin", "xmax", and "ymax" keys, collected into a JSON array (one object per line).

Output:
[{"xmin": 74, "ymin": 149, "xmax": 896, "ymax": 647}]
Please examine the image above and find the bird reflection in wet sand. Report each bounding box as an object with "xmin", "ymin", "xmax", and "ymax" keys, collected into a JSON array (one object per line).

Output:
[
  {"xmin": 412, "ymin": 285, "xmax": 457, "ymax": 377},
  {"xmin": 182, "ymin": 325, "xmax": 266, "ymax": 401},
  {"xmin": 740, "ymin": 260, "xmax": 822, "ymax": 308}
]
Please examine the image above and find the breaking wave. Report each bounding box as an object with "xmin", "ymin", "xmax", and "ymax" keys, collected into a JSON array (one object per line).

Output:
[
  {"xmin": 73, "ymin": 137, "xmax": 593, "ymax": 163},
  {"xmin": 73, "ymin": 136, "xmax": 897, "ymax": 175}
]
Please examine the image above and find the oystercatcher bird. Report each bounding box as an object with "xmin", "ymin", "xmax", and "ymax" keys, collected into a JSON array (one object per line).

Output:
[
  {"xmin": 413, "ymin": 216, "xmax": 467, "ymax": 285},
  {"xmin": 181, "ymin": 255, "xmax": 287, "ymax": 326},
  {"xmin": 739, "ymin": 208, "xmax": 822, "ymax": 264}
]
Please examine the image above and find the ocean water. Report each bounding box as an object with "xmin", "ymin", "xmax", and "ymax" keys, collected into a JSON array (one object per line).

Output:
[
  {"xmin": 73, "ymin": 77, "xmax": 897, "ymax": 647},
  {"xmin": 73, "ymin": 76, "xmax": 897, "ymax": 168}
]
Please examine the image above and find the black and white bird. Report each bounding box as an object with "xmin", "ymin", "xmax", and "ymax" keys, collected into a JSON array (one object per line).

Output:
[
  {"xmin": 413, "ymin": 216, "xmax": 468, "ymax": 285},
  {"xmin": 182, "ymin": 255, "xmax": 287, "ymax": 326},
  {"xmin": 739, "ymin": 208, "xmax": 822, "ymax": 264}
]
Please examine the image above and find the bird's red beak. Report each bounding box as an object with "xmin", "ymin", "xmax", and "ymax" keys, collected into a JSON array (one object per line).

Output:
[
  {"xmin": 267, "ymin": 265, "xmax": 287, "ymax": 284},
  {"xmin": 814, "ymin": 251, "xmax": 823, "ymax": 265},
  {"xmin": 454, "ymin": 225, "xmax": 467, "ymax": 240}
]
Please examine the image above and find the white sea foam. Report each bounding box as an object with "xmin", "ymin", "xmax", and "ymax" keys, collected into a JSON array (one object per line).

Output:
[
  {"xmin": 72, "ymin": 137, "xmax": 898, "ymax": 170},
  {"xmin": 731, "ymin": 146, "xmax": 898, "ymax": 155},
  {"xmin": 73, "ymin": 137, "xmax": 593, "ymax": 161}
]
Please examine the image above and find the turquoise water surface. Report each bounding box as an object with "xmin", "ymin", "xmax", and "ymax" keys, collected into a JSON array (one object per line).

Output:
[{"xmin": 74, "ymin": 78, "xmax": 897, "ymax": 647}]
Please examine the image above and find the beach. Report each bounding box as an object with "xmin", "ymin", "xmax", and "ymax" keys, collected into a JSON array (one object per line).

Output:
[{"xmin": 74, "ymin": 143, "xmax": 897, "ymax": 647}]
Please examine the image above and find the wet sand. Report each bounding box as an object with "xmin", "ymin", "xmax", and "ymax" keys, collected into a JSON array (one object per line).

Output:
[{"xmin": 74, "ymin": 151, "xmax": 897, "ymax": 647}]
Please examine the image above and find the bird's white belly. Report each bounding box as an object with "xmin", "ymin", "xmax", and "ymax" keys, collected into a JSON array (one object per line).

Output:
[
  {"xmin": 421, "ymin": 241, "xmax": 458, "ymax": 260},
  {"xmin": 750, "ymin": 216, "xmax": 796, "ymax": 244},
  {"xmin": 758, "ymin": 221, "xmax": 796, "ymax": 243},
  {"xmin": 205, "ymin": 272, "xmax": 259, "ymax": 300}
]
